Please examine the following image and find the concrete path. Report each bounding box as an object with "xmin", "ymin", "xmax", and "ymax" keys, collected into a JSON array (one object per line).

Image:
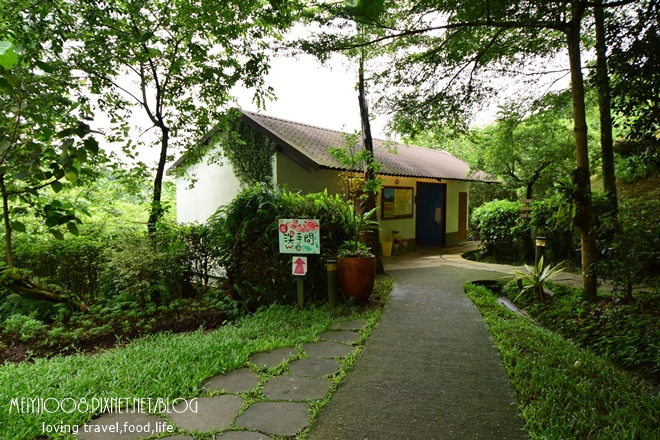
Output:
[{"xmin": 306, "ymin": 244, "xmax": 529, "ymax": 439}]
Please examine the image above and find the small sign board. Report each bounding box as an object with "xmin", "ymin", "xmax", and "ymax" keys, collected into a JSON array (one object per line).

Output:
[
  {"xmin": 519, "ymin": 199, "xmax": 534, "ymax": 219},
  {"xmin": 278, "ymin": 219, "xmax": 320, "ymax": 254},
  {"xmin": 292, "ymin": 256, "xmax": 307, "ymax": 275}
]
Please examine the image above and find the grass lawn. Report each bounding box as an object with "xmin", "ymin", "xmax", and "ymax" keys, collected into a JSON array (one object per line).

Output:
[
  {"xmin": 1, "ymin": 275, "xmax": 392, "ymax": 439},
  {"xmin": 465, "ymin": 283, "xmax": 659, "ymax": 439}
]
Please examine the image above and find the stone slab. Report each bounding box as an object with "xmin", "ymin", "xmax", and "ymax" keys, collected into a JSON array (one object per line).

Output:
[
  {"xmin": 215, "ymin": 431, "xmax": 274, "ymax": 440},
  {"xmin": 328, "ymin": 319, "xmax": 367, "ymax": 331},
  {"xmin": 204, "ymin": 368, "xmax": 261, "ymax": 393},
  {"xmin": 288, "ymin": 357, "xmax": 342, "ymax": 378},
  {"xmin": 167, "ymin": 395, "xmax": 244, "ymax": 433},
  {"xmin": 76, "ymin": 412, "xmax": 171, "ymax": 440},
  {"xmin": 249, "ymin": 347, "xmax": 298, "ymax": 369},
  {"xmin": 263, "ymin": 375, "xmax": 333, "ymax": 401},
  {"xmin": 302, "ymin": 341, "xmax": 356, "ymax": 359},
  {"xmin": 317, "ymin": 330, "xmax": 361, "ymax": 344},
  {"xmin": 235, "ymin": 402, "xmax": 310, "ymax": 437}
]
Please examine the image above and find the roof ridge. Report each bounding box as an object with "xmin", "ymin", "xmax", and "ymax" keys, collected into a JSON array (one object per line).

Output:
[
  {"xmin": 241, "ymin": 108, "xmax": 463, "ymax": 162},
  {"xmin": 241, "ymin": 109, "xmax": 348, "ymax": 138},
  {"xmin": 241, "ymin": 108, "xmax": 425, "ymax": 153}
]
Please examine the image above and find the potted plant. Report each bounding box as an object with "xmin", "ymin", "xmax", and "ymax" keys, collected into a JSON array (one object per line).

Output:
[{"xmin": 337, "ymin": 205, "xmax": 379, "ymax": 301}]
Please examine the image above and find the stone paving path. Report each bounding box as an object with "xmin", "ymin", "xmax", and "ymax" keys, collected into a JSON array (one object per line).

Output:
[{"xmin": 75, "ymin": 320, "xmax": 367, "ymax": 440}]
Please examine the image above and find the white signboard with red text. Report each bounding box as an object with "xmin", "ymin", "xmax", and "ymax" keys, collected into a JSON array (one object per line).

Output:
[{"xmin": 278, "ymin": 219, "xmax": 320, "ymax": 254}]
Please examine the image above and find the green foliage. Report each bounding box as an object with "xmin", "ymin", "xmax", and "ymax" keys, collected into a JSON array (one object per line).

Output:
[
  {"xmin": 212, "ymin": 184, "xmax": 350, "ymax": 309},
  {"xmin": 0, "ymin": 302, "xmax": 380, "ymax": 439},
  {"xmin": 471, "ymin": 199, "xmax": 528, "ymax": 263},
  {"xmin": 329, "ymin": 131, "xmax": 383, "ymax": 257},
  {"xmin": 72, "ymin": 0, "xmax": 300, "ymax": 229},
  {"xmin": 525, "ymin": 192, "xmax": 579, "ymax": 265},
  {"xmin": 336, "ymin": 206, "xmax": 378, "ymax": 257},
  {"xmin": 513, "ymin": 256, "xmax": 565, "ymax": 302},
  {"xmin": 221, "ymin": 115, "xmax": 278, "ymax": 188},
  {"xmin": 176, "ymin": 222, "xmax": 223, "ymax": 288},
  {"xmin": 596, "ymin": 198, "xmax": 660, "ymax": 299},
  {"xmin": 1, "ymin": 2, "xmax": 107, "ymax": 266},
  {"xmin": 102, "ymin": 226, "xmax": 193, "ymax": 305},
  {"xmin": 465, "ymin": 282, "xmax": 660, "ymax": 439},
  {"xmin": 503, "ymin": 281, "xmax": 660, "ymax": 382},
  {"xmin": 607, "ymin": 0, "xmax": 660, "ymax": 171},
  {"xmin": 2, "ymin": 314, "xmax": 47, "ymax": 341},
  {"xmin": 11, "ymin": 231, "xmax": 109, "ymax": 306},
  {"xmin": 614, "ymin": 150, "xmax": 658, "ymax": 183}
]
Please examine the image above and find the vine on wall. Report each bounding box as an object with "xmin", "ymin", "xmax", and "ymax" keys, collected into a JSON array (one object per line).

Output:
[{"xmin": 222, "ymin": 117, "xmax": 277, "ymax": 187}]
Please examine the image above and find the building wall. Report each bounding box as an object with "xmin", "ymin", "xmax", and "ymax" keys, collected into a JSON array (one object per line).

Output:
[
  {"xmin": 176, "ymin": 145, "xmax": 245, "ymax": 224},
  {"xmin": 376, "ymin": 176, "xmax": 418, "ymax": 242},
  {"xmin": 275, "ymin": 152, "xmax": 341, "ymax": 194},
  {"xmin": 445, "ymin": 181, "xmax": 470, "ymax": 246},
  {"xmin": 176, "ymin": 146, "xmax": 470, "ymax": 247}
]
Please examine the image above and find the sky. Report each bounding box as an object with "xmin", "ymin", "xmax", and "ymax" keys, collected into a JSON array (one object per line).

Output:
[
  {"xmin": 112, "ymin": 47, "xmax": 392, "ymax": 167},
  {"xmin": 234, "ymin": 51, "xmax": 390, "ymax": 140}
]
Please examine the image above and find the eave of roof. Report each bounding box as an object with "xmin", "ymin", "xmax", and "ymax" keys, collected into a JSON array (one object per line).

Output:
[{"xmin": 240, "ymin": 110, "xmax": 498, "ymax": 183}]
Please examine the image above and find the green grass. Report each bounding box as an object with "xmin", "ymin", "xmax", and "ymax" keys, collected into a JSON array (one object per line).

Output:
[
  {"xmin": 504, "ymin": 282, "xmax": 660, "ymax": 380},
  {"xmin": 0, "ymin": 301, "xmax": 380, "ymax": 439},
  {"xmin": 464, "ymin": 283, "xmax": 660, "ymax": 439}
]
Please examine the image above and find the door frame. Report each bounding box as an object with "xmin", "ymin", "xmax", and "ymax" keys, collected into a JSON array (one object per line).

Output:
[
  {"xmin": 415, "ymin": 181, "xmax": 447, "ymax": 247},
  {"xmin": 458, "ymin": 191, "xmax": 468, "ymax": 241}
]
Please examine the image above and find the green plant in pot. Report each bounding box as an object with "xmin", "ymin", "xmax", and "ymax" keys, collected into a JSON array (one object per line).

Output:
[{"xmin": 337, "ymin": 204, "xmax": 379, "ymax": 301}]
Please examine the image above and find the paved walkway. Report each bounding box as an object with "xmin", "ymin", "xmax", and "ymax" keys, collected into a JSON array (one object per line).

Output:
[
  {"xmin": 306, "ymin": 244, "xmax": 529, "ymax": 439},
  {"xmin": 76, "ymin": 242, "xmax": 567, "ymax": 439}
]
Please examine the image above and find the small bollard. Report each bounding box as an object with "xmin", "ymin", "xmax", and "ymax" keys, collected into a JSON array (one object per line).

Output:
[
  {"xmin": 535, "ymin": 236, "xmax": 547, "ymax": 270},
  {"xmin": 326, "ymin": 259, "xmax": 338, "ymax": 306},
  {"xmin": 296, "ymin": 276, "xmax": 304, "ymax": 309}
]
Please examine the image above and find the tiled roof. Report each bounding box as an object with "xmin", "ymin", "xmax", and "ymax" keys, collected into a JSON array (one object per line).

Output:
[{"xmin": 241, "ymin": 110, "xmax": 497, "ymax": 183}]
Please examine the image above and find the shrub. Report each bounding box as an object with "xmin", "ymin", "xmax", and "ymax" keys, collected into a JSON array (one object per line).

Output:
[
  {"xmin": 471, "ymin": 199, "xmax": 528, "ymax": 262},
  {"xmin": 2, "ymin": 314, "xmax": 48, "ymax": 341},
  {"xmin": 527, "ymin": 194, "xmax": 580, "ymax": 267},
  {"xmin": 101, "ymin": 226, "xmax": 196, "ymax": 305},
  {"xmin": 596, "ymin": 198, "xmax": 660, "ymax": 298},
  {"xmin": 211, "ymin": 184, "xmax": 349, "ymax": 309},
  {"xmin": 177, "ymin": 222, "xmax": 221, "ymax": 288},
  {"xmin": 11, "ymin": 229, "xmax": 115, "ymax": 306}
]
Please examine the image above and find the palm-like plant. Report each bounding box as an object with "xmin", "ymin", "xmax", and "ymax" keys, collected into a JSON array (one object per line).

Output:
[
  {"xmin": 513, "ymin": 256, "xmax": 564, "ymax": 302},
  {"xmin": 337, "ymin": 205, "xmax": 379, "ymax": 257}
]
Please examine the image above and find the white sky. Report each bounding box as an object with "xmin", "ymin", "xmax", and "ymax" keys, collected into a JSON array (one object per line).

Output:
[
  {"xmin": 233, "ymin": 51, "xmax": 390, "ymax": 140},
  {"xmin": 107, "ymin": 48, "xmax": 392, "ymax": 167}
]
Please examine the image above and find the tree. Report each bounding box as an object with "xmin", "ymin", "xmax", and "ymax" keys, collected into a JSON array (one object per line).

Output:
[
  {"xmin": 593, "ymin": 0, "xmax": 618, "ymax": 213},
  {"xmin": 607, "ymin": 0, "xmax": 659, "ymax": 165},
  {"xmin": 73, "ymin": 0, "xmax": 299, "ymax": 233},
  {"xmin": 1, "ymin": 0, "xmax": 104, "ymax": 310},
  {"xmin": 348, "ymin": 0, "xmax": 386, "ymax": 273},
  {"xmin": 305, "ymin": 0, "xmax": 639, "ymax": 301},
  {"xmin": 467, "ymin": 91, "xmax": 580, "ymax": 200}
]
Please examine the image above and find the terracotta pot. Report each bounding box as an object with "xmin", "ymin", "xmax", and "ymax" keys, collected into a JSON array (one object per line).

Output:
[{"xmin": 337, "ymin": 256, "xmax": 376, "ymax": 302}]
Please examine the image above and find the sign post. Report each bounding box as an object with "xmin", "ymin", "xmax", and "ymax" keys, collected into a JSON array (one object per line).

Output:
[{"xmin": 278, "ymin": 219, "xmax": 320, "ymax": 308}]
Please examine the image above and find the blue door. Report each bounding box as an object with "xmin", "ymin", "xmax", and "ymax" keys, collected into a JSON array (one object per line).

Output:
[{"xmin": 416, "ymin": 182, "xmax": 446, "ymax": 246}]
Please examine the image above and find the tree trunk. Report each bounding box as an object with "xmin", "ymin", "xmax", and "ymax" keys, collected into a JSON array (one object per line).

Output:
[
  {"xmin": 0, "ymin": 174, "xmax": 14, "ymax": 269},
  {"xmin": 594, "ymin": 1, "xmax": 618, "ymax": 214},
  {"xmin": 567, "ymin": 6, "xmax": 599, "ymax": 301},
  {"xmin": 358, "ymin": 53, "xmax": 384, "ymax": 274},
  {"xmin": 4, "ymin": 271, "xmax": 88, "ymax": 311},
  {"xmin": 147, "ymin": 124, "xmax": 170, "ymax": 234}
]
